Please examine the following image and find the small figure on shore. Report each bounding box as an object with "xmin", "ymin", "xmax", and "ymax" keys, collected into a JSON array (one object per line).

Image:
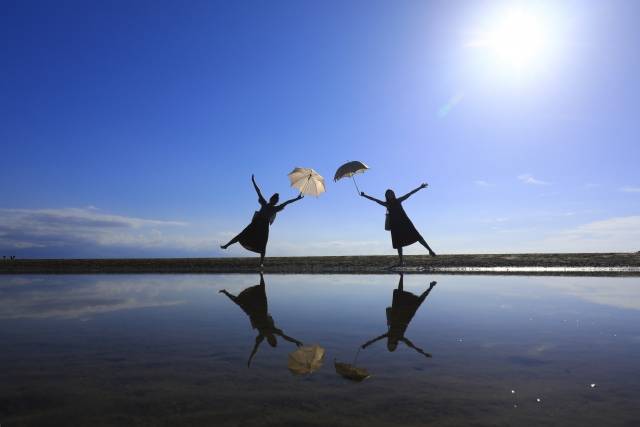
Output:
[
  {"xmin": 221, "ymin": 174, "xmax": 303, "ymax": 268},
  {"xmin": 361, "ymin": 273, "xmax": 436, "ymax": 358},
  {"xmin": 219, "ymin": 272, "xmax": 303, "ymax": 367},
  {"xmin": 360, "ymin": 183, "xmax": 435, "ymax": 267}
]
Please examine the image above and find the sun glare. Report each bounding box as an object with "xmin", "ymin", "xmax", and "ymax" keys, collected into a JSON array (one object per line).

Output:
[{"xmin": 470, "ymin": 7, "xmax": 554, "ymax": 72}]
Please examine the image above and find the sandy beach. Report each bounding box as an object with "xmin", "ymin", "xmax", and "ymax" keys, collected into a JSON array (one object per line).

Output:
[{"xmin": 1, "ymin": 253, "xmax": 639, "ymax": 275}]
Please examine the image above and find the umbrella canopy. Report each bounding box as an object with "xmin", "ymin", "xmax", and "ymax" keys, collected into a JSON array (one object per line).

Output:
[
  {"xmin": 288, "ymin": 344, "xmax": 325, "ymax": 375},
  {"xmin": 288, "ymin": 168, "xmax": 326, "ymax": 197},
  {"xmin": 334, "ymin": 360, "xmax": 371, "ymax": 382},
  {"xmin": 334, "ymin": 161, "xmax": 369, "ymax": 182}
]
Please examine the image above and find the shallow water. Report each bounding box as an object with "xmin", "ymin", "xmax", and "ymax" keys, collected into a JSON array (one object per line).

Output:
[{"xmin": 1, "ymin": 274, "xmax": 640, "ymax": 426}]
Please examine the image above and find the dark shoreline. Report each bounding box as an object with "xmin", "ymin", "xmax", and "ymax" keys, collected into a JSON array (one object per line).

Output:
[{"xmin": 1, "ymin": 253, "xmax": 640, "ymax": 275}]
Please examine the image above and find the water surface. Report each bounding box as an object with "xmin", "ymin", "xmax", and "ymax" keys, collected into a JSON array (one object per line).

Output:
[{"xmin": 1, "ymin": 274, "xmax": 639, "ymax": 426}]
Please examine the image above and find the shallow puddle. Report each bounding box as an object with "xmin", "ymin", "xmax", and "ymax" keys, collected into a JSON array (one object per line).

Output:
[{"xmin": 1, "ymin": 274, "xmax": 639, "ymax": 426}]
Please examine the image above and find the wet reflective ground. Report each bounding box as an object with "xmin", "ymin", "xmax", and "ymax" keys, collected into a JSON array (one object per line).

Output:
[{"xmin": 1, "ymin": 274, "xmax": 640, "ymax": 426}]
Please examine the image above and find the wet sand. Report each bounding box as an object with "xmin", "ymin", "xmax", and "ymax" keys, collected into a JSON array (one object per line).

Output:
[{"xmin": 1, "ymin": 253, "xmax": 640, "ymax": 275}]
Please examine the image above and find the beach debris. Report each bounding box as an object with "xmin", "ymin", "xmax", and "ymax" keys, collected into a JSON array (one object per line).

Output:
[
  {"xmin": 288, "ymin": 168, "xmax": 326, "ymax": 197},
  {"xmin": 334, "ymin": 360, "xmax": 371, "ymax": 382},
  {"xmin": 288, "ymin": 344, "xmax": 325, "ymax": 375}
]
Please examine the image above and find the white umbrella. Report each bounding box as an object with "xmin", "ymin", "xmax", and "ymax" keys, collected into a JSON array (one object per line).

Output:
[
  {"xmin": 334, "ymin": 161, "xmax": 369, "ymax": 195},
  {"xmin": 288, "ymin": 167, "xmax": 326, "ymax": 197},
  {"xmin": 288, "ymin": 344, "xmax": 325, "ymax": 375}
]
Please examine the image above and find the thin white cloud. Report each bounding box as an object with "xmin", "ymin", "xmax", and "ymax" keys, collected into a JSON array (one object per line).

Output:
[
  {"xmin": 474, "ymin": 180, "xmax": 493, "ymax": 187},
  {"xmin": 518, "ymin": 174, "xmax": 550, "ymax": 185},
  {"xmin": 541, "ymin": 278, "xmax": 640, "ymax": 311},
  {"xmin": 620, "ymin": 186, "xmax": 640, "ymax": 193},
  {"xmin": 0, "ymin": 207, "xmax": 218, "ymax": 253},
  {"xmin": 540, "ymin": 215, "xmax": 640, "ymax": 252}
]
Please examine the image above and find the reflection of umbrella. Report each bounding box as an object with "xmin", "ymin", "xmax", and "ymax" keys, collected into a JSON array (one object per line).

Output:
[
  {"xmin": 288, "ymin": 344, "xmax": 325, "ymax": 375},
  {"xmin": 334, "ymin": 161, "xmax": 369, "ymax": 195},
  {"xmin": 334, "ymin": 360, "xmax": 371, "ymax": 382},
  {"xmin": 288, "ymin": 168, "xmax": 326, "ymax": 197}
]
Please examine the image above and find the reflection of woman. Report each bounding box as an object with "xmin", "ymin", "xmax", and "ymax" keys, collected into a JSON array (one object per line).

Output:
[
  {"xmin": 219, "ymin": 273, "xmax": 302, "ymax": 366},
  {"xmin": 361, "ymin": 273, "xmax": 436, "ymax": 357},
  {"xmin": 221, "ymin": 174, "xmax": 303, "ymax": 267},
  {"xmin": 360, "ymin": 183, "xmax": 435, "ymax": 267}
]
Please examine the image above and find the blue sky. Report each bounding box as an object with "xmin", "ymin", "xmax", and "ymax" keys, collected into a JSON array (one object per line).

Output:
[{"xmin": 1, "ymin": 0, "xmax": 639, "ymax": 258}]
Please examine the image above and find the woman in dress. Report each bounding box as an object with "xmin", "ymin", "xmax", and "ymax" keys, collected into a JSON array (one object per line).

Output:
[
  {"xmin": 221, "ymin": 174, "xmax": 303, "ymax": 267},
  {"xmin": 219, "ymin": 273, "xmax": 303, "ymax": 367},
  {"xmin": 361, "ymin": 273, "xmax": 436, "ymax": 357},
  {"xmin": 360, "ymin": 183, "xmax": 436, "ymax": 267}
]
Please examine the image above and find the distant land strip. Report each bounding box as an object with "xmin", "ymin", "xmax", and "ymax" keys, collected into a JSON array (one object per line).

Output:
[{"xmin": 1, "ymin": 253, "xmax": 640, "ymax": 275}]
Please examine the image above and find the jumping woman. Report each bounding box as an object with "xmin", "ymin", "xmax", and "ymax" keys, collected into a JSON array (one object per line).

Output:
[
  {"xmin": 221, "ymin": 174, "xmax": 303, "ymax": 267},
  {"xmin": 360, "ymin": 183, "xmax": 436, "ymax": 267}
]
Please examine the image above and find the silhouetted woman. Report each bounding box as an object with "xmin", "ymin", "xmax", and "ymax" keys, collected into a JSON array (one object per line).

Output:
[
  {"xmin": 221, "ymin": 174, "xmax": 303, "ymax": 267},
  {"xmin": 360, "ymin": 183, "xmax": 435, "ymax": 267},
  {"xmin": 219, "ymin": 273, "xmax": 303, "ymax": 366},
  {"xmin": 361, "ymin": 273, "xmax": 436, "ymax": 357}
]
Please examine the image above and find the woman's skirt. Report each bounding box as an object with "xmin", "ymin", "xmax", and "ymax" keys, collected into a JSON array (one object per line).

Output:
[
  {"xmin": 236, "ymin": 284, "xmax": 268, "ymax": 318},
  {"xmin": 389, "ymin": 214, "xmax": 421, "ymax": 249},
  {"xmin": 237, "ymin": 216, "xmax": 270, "ymax": 254}
]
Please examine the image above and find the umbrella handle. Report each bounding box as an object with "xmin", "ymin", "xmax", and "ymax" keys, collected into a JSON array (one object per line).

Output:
[
  {"xmin": 351, "ymin": 176, "xmax": 361, "ymax": 195},
  {"xmin": 352, "ymin": 347, "xmax": 361, "ymax": 365},
  {"xmin": 304, "ymin": 175, "xmax": 312, "ymax": 196}
]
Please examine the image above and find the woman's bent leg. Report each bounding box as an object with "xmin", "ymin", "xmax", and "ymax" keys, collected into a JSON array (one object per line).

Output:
[
  {"xmin": 221, "ymin": 234, "xmax": 241, "ymax": 249},
  {"xmin": 418, "ymin": 237, "xmax": 436, "ymax": 256}
]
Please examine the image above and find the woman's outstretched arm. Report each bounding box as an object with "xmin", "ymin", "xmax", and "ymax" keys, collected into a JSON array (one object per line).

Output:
[
  {"xmin": 402, "ymin": 337, "xmax": 432, "ymax": 358},
  {"xmin": 276, "ymin": 193, "xmax": 304, "ymax": 210},
  {"xmin": 398, "ymin": 183, "xmax": 428, "ymax": 203},
  {"xmin": 360, "ymin": 192, "xmax": 387, "ymax": 207},
  {"xmin": 361, "ymin": 332, "xmax": 389, "ymax": 349},
  {"xmin": 274, "ymin": 329, "xmax": 303, "ymax": 347},
  {"xmin": 252, "ymin": 174, "xmax": 267, "ymax": 205}
]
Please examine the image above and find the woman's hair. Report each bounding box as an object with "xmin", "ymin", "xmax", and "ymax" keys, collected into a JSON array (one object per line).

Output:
[
  {"xmin": 269, "ymin": 193, "xmax": 280, "ymax": 204},
  {"xmin": 385, "ymin": 189, "xmax": 396, "ymax": 201}
]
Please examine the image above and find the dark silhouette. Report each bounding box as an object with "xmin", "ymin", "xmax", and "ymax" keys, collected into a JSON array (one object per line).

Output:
[
  {"xmin": 219, "ymin": 272, "xmax": 302, "ymax": 366},
  {"xmin": 360, "ymin": 183, "xmax": 435, "ymax": 267},
  {"xmin": 361, "ymin": 273, "xmax": 436, "ymax": 358},
  {"xmin": 221, "ymin": 174, "xmax": 303, "ymax": 267}
]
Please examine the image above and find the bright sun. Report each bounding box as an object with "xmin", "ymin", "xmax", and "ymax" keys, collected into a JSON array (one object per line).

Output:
[{"xmin": 470, "ymin": 7, "xmax": 553, "ymax": 71}]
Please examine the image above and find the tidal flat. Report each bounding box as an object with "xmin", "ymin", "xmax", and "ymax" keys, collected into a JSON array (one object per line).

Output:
[{"xmin": 1, "ymin": 253, "xmax": 640, "ymax": 275}]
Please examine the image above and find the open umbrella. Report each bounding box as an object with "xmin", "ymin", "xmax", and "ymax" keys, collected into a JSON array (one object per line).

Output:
[
  {"xmin": 334, "ymin": 360, "xmax": 371, "ymax": 382},
  {"xmin": 334, "ymin": 347, "xmax": 370, "ymax": 381},
  {"xmin": 288, "ymin": 344, "xmax": 325, "ymax": 375},
  {"xmin": 334, "ymin": 161, "xmax": 369, "ymax": 195},
  {"xmin": 288, "ymin": 168, "xmax": 326, "ymax": 197}
]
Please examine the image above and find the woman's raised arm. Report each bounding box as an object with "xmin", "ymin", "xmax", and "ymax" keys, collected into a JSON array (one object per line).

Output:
[
  {"xmin": 398, "ymin": 183, "xmax": 427, "ymax": 203},
  {"xmin": 360, "ymin": 192, "xmax": 387, "ymax": 207},
  {"xmin": 252, "ymin": 174, "xmax": 267, "ymax": 205},
  {"xmin": 361, "ymin": 332, "xmax": 389, "ymax": 349}
]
